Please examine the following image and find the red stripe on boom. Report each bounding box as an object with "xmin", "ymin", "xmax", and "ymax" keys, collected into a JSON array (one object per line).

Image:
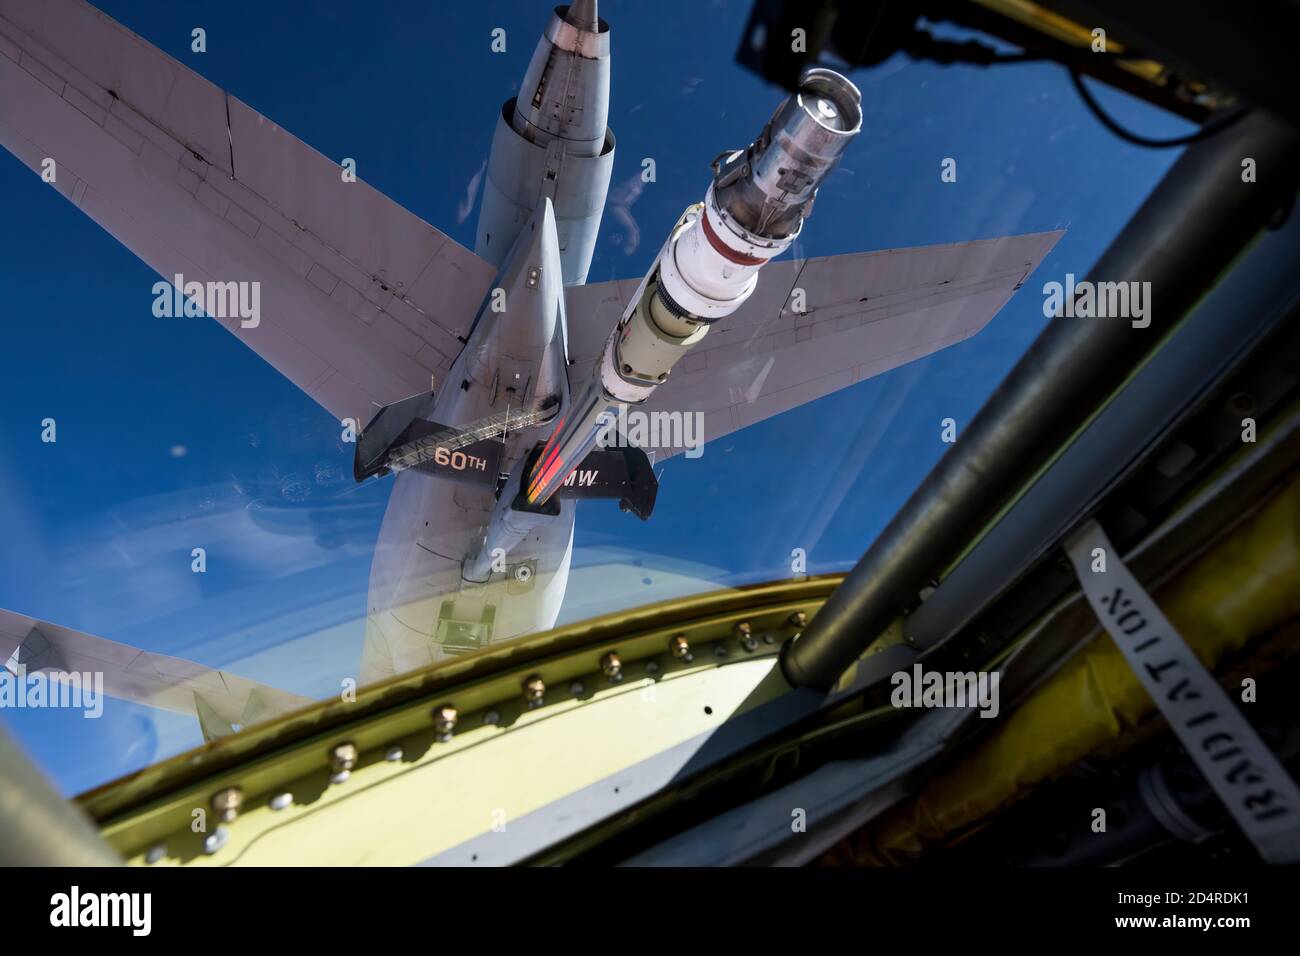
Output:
[{"xmin": 701, "ymin": 213, "xmax": 767, "ymax": 266}]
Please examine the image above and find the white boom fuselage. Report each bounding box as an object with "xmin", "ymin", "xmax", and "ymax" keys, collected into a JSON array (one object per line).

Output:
[{"xmin": 360, "ymin": 3, "xmax": 613, "ymax": 683}]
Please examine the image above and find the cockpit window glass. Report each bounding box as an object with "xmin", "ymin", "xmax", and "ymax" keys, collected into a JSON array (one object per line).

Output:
[{"xmin": 0, "ymin": 1, "xmax": 1193, "ymax": 793}]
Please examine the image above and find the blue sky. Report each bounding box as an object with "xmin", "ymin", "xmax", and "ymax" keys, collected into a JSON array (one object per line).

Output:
[{"xmin": 0, "ymin": 0, "xmax": 1192, "ymax": 792}]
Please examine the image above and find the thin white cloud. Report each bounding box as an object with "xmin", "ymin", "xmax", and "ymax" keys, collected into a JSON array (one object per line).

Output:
[
  {"xmin": 457, "ymin": 158, "xmax": 488, "ymax": 224},
  {"xmin": 607, "ymin": 172, "xmax": 645, "ymax": 254}
]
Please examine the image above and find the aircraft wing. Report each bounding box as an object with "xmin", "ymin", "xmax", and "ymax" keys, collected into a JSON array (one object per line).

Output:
[
  {"xmin": 0, "ymin": 608, "xmax": 312, "ymax": 740},
  {"xmin": 0, "ymin": 0, "xmax": 496, "ymax": 426},
  {"xmin": 565, "ymin": 230, "xmax": 1063, "ymax": 456}
]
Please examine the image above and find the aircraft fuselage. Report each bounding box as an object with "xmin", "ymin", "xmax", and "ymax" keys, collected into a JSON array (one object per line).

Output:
[{"xmin": 360, "ymin": 3, "xmax": 613, "ymax": 682}]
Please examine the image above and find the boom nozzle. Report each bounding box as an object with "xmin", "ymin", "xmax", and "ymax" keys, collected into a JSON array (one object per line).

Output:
[{"xmin": 716, "ymin": 67, "xmax": 862, "ymax": 238}]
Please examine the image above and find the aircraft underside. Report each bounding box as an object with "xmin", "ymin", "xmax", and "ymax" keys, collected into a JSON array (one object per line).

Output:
[{"xmin": 362, "ymin": 470, "xmax": 574, "ymax": 684}]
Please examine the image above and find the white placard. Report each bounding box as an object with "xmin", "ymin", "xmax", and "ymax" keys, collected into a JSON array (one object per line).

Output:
[{"xmin": 1065, "ymin": 519, "xmax": 1300, "ymax": 864}]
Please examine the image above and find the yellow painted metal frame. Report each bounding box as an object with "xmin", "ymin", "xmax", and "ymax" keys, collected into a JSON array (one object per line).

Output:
[
  {"xmin": 85, "ymin": 576, "xmax": 843, "ymax": 865},
  {"xmin": 826, "ymin": 465, "xmax": 1300, "ymax": 865}
]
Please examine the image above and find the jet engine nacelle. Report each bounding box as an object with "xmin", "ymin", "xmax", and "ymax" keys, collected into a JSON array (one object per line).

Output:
[{"xmin": 474, "ymin": 3, "xmax": 615, "ymax": 286}]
